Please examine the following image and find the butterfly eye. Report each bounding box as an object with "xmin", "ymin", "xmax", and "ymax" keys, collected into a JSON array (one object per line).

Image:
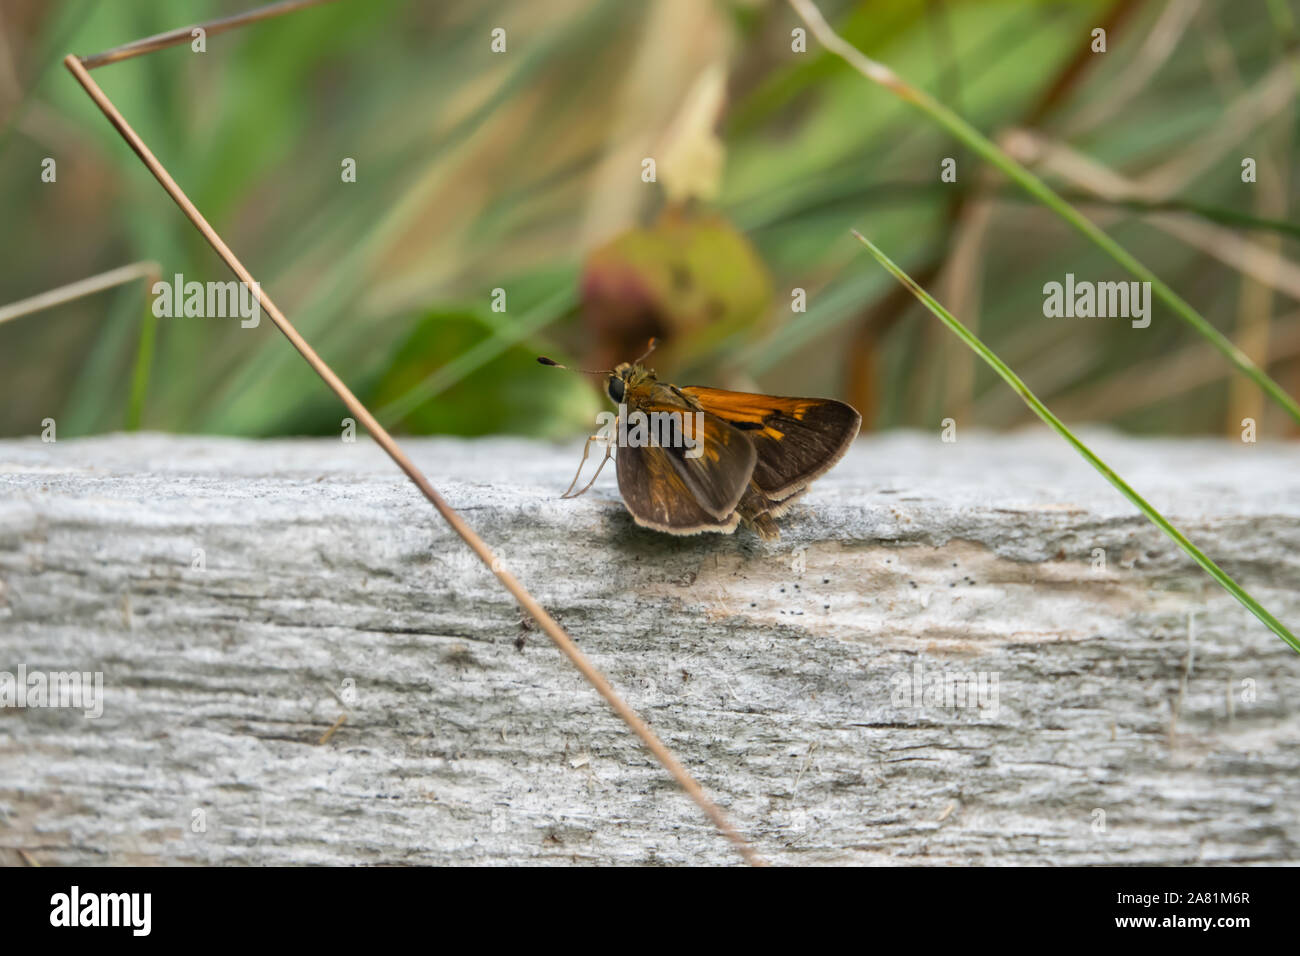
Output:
[{"xmin": 607, "ymin": 376, "xmax": 625, "ymax": 403}]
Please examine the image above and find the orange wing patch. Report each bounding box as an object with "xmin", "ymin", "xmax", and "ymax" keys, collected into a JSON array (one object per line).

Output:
[
  {"xmin": 680, "ymin": 387, "xmax": 816, "ymax": 424},
  {"xmin": 679, "ymin": 386, "xmax": 861, "ymax": 501}
]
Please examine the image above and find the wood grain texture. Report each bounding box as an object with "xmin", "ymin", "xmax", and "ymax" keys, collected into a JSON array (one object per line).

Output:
[{"xmin": 1, "ymin": 431, "xmax": 1298, "ymax": 865}]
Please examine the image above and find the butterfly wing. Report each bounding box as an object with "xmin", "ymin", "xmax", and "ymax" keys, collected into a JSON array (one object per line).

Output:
[
  {"xmin": 661, "ymin": 408, "xmax": 756, "ymax": 519},
  {"xmin": 616, "ymin": 442, "xmax": 742, "ymax": 534},
  {"xmin": 680, "ymin": 387, "xmax": 861, "ymax": 501},
  {"xmin": 615, "ymin": 406, "xmax": 756, "ymax": 532}
]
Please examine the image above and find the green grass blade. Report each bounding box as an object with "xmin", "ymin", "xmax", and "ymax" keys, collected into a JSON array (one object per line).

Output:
[
  {"xmin": 126, "ymin": 307, "xmax": 157, "ymax": 431},
  {"xmin": 374, "ymin": 287, "xmax": 575, "ymax": 427},
  {"xmin": 790, "ymin": 0, "xmax": 1300, "ymax": 426},
  {"xmin": 851, "ymin": 229, "xmax": 1299, "ymax": 654}
]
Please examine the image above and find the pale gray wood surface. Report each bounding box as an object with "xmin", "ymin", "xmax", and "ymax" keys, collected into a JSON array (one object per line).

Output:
[{"xmin": 1, "ymin": 431, "xmax": 1298, "ymax": 865}]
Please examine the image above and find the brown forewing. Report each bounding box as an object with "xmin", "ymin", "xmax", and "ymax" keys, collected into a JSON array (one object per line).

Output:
[{"xmin": 679, "ymin": 387, "xmax": 861, "ymax": 501}]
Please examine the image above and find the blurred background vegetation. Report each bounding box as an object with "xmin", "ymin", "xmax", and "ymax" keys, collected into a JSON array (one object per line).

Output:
[{"xmin": 1, "ymin": 0, "xmax": 1298, "ymax": 441}]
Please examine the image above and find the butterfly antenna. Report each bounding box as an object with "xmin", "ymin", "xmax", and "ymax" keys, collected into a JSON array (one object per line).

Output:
[
  {"xmin": 633, "ymin": 337, "xmax": 658, "ymax": 364},
  {"xmin": 537, "ymin": 356, "xmax": 609, "ymax": 376}
]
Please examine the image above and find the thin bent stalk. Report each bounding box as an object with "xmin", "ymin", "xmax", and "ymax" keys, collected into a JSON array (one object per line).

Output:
[
  {"xmin": 789, "ymin": 0, "xmax": 1300, "ymax": 426},
  {"xmin": 851, "ymin": 229, "xmax": 1299, "ymax": 655},
  {"xmin": 64, "ymin": 19, "xmax": 763, "ymax": 864}
]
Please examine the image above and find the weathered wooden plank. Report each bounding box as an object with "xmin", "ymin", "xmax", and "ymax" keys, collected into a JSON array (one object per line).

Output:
[{"xmin": 1, "ymin": 431, "xmax": 1297, "ymax": 865}]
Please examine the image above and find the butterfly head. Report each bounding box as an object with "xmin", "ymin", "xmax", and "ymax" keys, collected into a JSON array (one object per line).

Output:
[{"xmin": 607, "ymin": 362, "xmax": 655, "ymax": 405}]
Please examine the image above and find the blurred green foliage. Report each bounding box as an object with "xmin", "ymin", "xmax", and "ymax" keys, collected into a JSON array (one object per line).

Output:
[
  {"xmin": 369, "ymin": 306, "xmax": 592, "ymax": 437},
  {"xmin": 1, "ymin": 0, "xmax": 1297, "ymax": 440}
]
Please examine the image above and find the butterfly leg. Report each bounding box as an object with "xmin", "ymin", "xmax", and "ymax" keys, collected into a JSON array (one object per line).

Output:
[
  {"xmin": 560, "ymin": 432, "xmax": 614, "ymax": 499},
  {"xmin": 564, "ymin": 440, "xmax": 614, "ymax": 499}
]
